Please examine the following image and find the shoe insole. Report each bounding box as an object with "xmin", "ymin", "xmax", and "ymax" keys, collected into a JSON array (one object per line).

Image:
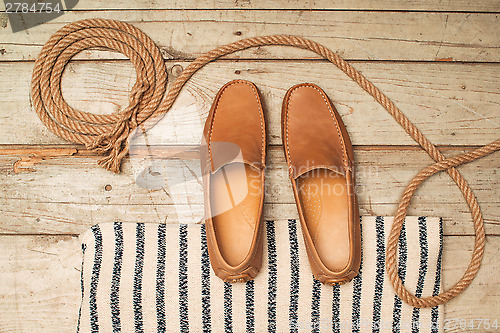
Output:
[
  {"xmin": 210, "ymin": 163, "xmax": 262, "ymax": 267},
  {"xmin": 297, "ymin": 169, "xmax": 350, "ymax": 272}
]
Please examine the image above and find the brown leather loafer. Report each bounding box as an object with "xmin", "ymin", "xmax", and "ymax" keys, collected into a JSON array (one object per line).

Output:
[
  {"xmin": 282, "ymin": 83, "xmax": 361, "ymax": 285},
  {"xmin": 201, "ymin": 80, "xmax": 266, "ymax": 282}
]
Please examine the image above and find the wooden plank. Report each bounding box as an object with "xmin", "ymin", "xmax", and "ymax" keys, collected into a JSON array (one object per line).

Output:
[
  {"xmin": 0, "ymin": 201, "xmax": 205, "ymax": 234},
  {"xmin": 1, "ymin": 61, "xmax": 498, "ymax": 146},
  {"xmin": 0, "ymin": 234, "xmax": 497, "ymax": 332},
  {"xmin": 0, "ymin": 10, "xmax": 499, "ymax": 62},
  {"xmin": 3, "ymin": 0, "xmax": 498, "ymax": 12},
  {"xmin": 443, "ymin": 236, "xmax": 500, "ymax": 332},
  {"xmin": 1, "ymin": 147, "xmax": 498, "ymax": 235},
  {"xmin": 2, "ymin": 200, "xmax": 498, "ymax": 237},
  {"xmin": 0, "ymin": 235, "xmax": 81, "ymax": 333}
]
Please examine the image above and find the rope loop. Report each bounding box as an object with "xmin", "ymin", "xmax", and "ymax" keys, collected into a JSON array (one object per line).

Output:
[
  {"xmin": 386, "ymin": 140, "xmax": 499, "ymax": 307},
  {"xmin": 31, "ymin": 19, "xmax": 499, "ymax": 307},
  {"xmin": 31, "ymin": 18, "xmax": 167, "ymax": 172}
]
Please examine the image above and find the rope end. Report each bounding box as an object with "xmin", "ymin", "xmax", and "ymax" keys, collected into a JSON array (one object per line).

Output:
[
  {"xmin": 87, "ymin": 123, "xmax": 133, "ymax": 174},
  {"xmin": 97, "ymin": 153, "xmax": 123, "ymax": 174}
]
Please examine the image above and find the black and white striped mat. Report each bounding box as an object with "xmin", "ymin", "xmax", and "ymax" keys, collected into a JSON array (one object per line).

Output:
[{"xmin": 77, "ymin": 217, "xmax": 443, "ymax": 332}]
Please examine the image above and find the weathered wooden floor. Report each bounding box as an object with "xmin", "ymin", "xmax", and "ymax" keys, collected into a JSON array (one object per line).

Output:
[{"xmin": 0, "ymin": 1, "xmax": 498, "ymax": 332}]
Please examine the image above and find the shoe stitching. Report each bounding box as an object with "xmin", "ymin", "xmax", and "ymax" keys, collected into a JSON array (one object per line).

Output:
[
  {"xmin": 284, "ymin": 84, "xmax": 347, "ymax": 174},
  {"xmin": 208, "ymin": 80, "xmax": 265, "ymax": 169}
]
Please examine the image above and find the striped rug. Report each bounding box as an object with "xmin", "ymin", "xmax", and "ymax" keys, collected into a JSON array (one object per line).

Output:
[{"xmin": 77, "ymin": 216, "xmax": 443, "ymax": 332}]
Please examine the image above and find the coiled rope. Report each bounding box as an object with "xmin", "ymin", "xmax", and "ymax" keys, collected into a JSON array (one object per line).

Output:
[
  {"xmin": 31, "ymin": 18, "xmax": 499, "ymax": 308},
  {"xmin": 31, "ymin": 19, "xmax": 168, "ymax": 172}
]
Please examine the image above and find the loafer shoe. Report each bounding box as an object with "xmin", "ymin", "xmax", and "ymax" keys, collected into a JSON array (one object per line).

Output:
[
  {"xmin": 201, "ymin": 80, "xmax": 266, "ymax": 282},
  {"xmin": 282, "ymin": 83, "xmax": 361, "ymax": 285}
]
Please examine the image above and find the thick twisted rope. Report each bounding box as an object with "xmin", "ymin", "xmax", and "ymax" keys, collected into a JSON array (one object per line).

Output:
[
  {"xmin": 31, "ymin": 18, "xmax": 168, "ymax": 172},
  {"xmin": 31, "ymin": 18, "xmax": 499, "ymax": 308},
  {"xmin": 386, "ymin": 140, "xmax": 499, "ymax": 307}
]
